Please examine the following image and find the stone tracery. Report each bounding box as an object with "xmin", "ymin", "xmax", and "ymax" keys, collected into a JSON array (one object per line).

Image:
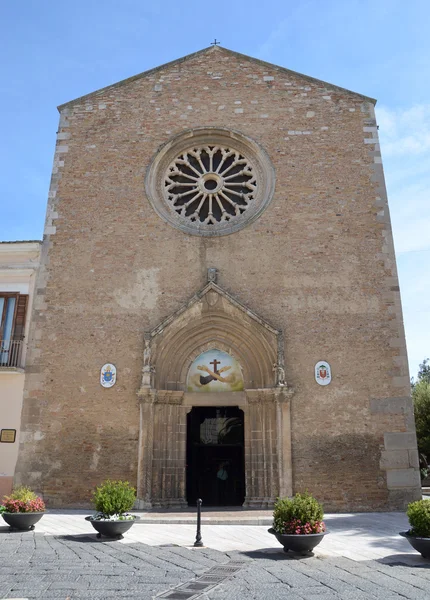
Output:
[
  {"xmin": 145, "ymin": 127, "xmax": 276, "ymax": 237},
  {"xmin": 164, "ymin": 146, "xmax": 256, "ymax": 224}
]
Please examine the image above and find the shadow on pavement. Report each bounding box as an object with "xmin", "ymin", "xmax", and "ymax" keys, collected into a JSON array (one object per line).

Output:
[
  {"xmin": 377, "ymin": 553, "xmax": 430, "ymax": 568},
  {"xmin": 56, "ymin": 533, "xmax": 120, "ymax": 543},
  {"xmin": 0, "ymin": 525, "xmax": 33, "ymax": 534},
  {"xmin": 241, "ymin": 548, "xmax": 316, "ymax": 561}
]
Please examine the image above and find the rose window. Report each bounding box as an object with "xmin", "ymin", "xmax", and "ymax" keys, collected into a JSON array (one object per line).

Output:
[
  {"xmin": 145, "ymin": 128, "xmax": 275, "ymax": 237},
  {"xmin": 165, "ymin": 147, "xmax": 256, "ymax": 224}
]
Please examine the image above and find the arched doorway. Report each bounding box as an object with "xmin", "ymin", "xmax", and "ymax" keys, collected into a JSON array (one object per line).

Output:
[
  {"xmin": 135, "ymin": 275, "xmax": 293, "ymax": 509},
  {"xmin": 186, "ymin": 406, "xmax": 245, "ymax": 506}
]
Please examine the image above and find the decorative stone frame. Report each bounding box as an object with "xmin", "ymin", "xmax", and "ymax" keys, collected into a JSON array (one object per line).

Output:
[
  {"xmin": 145, "ymin": 127, "xmax": 276, "ymax": 237},
  {"xmin": 135, "ymin": 271, "xmax": 293, "ymax": 509},
  {"xmin": 151, "ymin": 304, "xmax": 279, "ymax": 391}
]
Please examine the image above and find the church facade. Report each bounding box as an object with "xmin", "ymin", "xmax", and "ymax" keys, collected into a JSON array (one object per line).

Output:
[{"xmin": 15, "ymin": 46, "xmax": 421, "ymax": 510}]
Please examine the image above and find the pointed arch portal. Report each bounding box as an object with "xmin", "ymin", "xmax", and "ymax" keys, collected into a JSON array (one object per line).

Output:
[{"xmin": 136, "ymin": 278, "xmax": 294, "ymax": 508}]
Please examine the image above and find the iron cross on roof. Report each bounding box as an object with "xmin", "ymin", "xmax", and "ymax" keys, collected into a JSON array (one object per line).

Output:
[{"xmin": 211, "ymin": 39, "xmax": 220, "ymax": 46}]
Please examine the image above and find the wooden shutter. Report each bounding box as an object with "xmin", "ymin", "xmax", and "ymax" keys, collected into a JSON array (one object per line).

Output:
[{"xmin": 13, "ymin": 294, "xmax": 28, "ymax": 340}]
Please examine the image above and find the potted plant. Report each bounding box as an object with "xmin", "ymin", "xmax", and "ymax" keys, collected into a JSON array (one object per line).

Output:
[
  {"xmin": 85, "ymin": 479, "xmax": 138, "ymax": 539},
  {"xmin": 400, "ymin": 498, "xmax": 430, "ymax": 558},
  {"xmin": 268, "ymin": 492, "xmax": 328, "ymax": 554},
  {"xmin": 1, "ymin": 486, "xmax": 46, "ymax": 530}
]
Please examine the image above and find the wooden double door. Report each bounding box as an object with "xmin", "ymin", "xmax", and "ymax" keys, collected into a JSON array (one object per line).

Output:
[{"xmin": 186, "ymin": 406, "xmax": 245, "ymax": 506}]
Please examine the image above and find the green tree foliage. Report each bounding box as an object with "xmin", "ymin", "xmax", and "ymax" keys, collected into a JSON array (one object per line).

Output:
[
  {"xmin": 413, "ymin": 379, "xmax": 430, "ymax": 457},
  {"xmin": 412, "ymin": 358, "xmax": 430, "ymax": 387},
  {"xmin": 412, "ymin": 359, "xmax": 430, "ymax": 479}
]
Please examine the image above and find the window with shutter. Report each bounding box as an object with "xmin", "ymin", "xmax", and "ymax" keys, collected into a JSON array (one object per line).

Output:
[
  {"xmin": 0, "ymin": 293, "xmax": 28, "ymax": 367},
  {"xmin": 13, "ymin": 295, "xmax": 28, "ymax": 340}
]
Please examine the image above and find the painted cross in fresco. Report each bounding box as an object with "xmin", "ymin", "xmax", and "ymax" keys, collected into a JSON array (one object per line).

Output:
[
  {"xmin": 198, "ymin": 357, "xmax": 231, "ymax": 385},
  {"xmin": 210, "ymin": 358, "xmax": 221, "ymax": 372},
  {"xmin": 187, "ymin": 350, "xmax": 244, "ymax": 392}
]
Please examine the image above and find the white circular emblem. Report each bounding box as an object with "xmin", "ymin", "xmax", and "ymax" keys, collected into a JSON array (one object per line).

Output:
[
  {"xmin": 100, "ymin": 363, "xmax": 117, "ymax": 388},
  {"xmin": 315, "ymin": 361, "xmax": 331, "ymax": 386}
]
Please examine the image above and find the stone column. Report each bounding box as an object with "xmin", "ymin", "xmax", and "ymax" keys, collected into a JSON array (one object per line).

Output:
[
  {"xmin": 275, "ymin": 388, "xmax": 294, "ymax": 498},
  {"xmin": 243, "ymin": 389, "xmax": 279, "ymax": 507},
  {"xmin": 243, "ymin": 388, "xmax": 294, "ymax": 507},
  {"xmin": 136, "ymin": 388, "xmax": 156, "ymax": 509},
  {"xmin": 151, "ymin": 391, "xmax": 188, "ymax": 508}
]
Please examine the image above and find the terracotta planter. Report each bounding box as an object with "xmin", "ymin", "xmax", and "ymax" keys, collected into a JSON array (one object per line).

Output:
[
  {"xmin": 400, "ymin": 531, "xmax": 430, "ymax": 559},
  {"xmin": 85, "ymin": 515, "xmax": 138, "ymax": 539},
  {"xmin": 268, "ymin": 527, "xmax": 328, "ymax": 554},
  {"xmin": 2, "ymin": 512, "xmax": 44, "ymax": 531}
]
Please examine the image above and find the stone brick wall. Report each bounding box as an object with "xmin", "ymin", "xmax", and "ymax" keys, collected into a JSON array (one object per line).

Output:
[{"xmin": 15, "ymin": 46, "xmax": 421, "ymax": 510}]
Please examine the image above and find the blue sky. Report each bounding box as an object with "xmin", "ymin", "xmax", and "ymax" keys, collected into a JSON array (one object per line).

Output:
[{"xmin": 1, "ymin": 0, "xmax": 429, "ymax": 378}]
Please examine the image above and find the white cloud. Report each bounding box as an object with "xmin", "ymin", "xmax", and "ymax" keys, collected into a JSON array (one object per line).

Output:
[
  {"xmin": 378, "ymin": 103, "xmax": 430, "ymax": 375},
  {"xmin": 377, "ymin": 104, "xmax": 430, "ymax": 156},
  {"xmin": 390, "ymin": 182, "xmax": 430, "ymax": 254},
  {"xmin": 377, "ymin": 103, "xmax": 430, "ymax": 254}
]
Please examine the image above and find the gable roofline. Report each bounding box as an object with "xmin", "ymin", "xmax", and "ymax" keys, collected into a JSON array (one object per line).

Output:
[
  {"xmin": 149, "ymin": 280, "xmax": 281, "ymax": 340},
  {"xmin": 57, "ymin": 45, "xmax": 376, "ymax": 111}
]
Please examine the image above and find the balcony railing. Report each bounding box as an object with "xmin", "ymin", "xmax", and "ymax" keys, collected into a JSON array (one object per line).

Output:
[{"xmin": 0, "ymin": 339, "xmax": 24, "ymax": 368}]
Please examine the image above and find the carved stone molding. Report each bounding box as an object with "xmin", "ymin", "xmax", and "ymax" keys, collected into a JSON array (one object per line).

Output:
[
  {"xmin": 207, "ymin": 267, "xmax": 218, "ymax": 283},
  {"xmin": 135, "ymin": 275, "xmax": 291, "ymax": 509},
  {"xmin": 245, "ymin": 387, "xmax": 294, "ymax": 404},
  {"xmin": 137, "ymin": 388, "xmax": 156, "ymax": 404},
  {"xmin": 246, "ymin": 389, "xmax": 275, "ymax": 403},
  {"xmin": 155, "ymin": 390, "xmax": 185, "ymax": 405},
  {"xmin": 143, "ymin": 281, "xmax": 282, "ymax": 392},
  {"xmin": 145, "ymin": 127, "xmax": 276, "ymax": 237},
  {"xmin": 274, "ymin": 386, "xmax": 295, "ymax": 402}
]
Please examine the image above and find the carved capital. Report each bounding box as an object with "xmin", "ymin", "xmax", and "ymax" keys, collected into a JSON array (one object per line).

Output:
[
  {"xmin": 245, "ymin": 387, "xmax": 294, "ymax": 404},
  {"xmin": 137, "ymin": 388, "xmax": 157, "ymax": 404},
  {"xmin": 245, "ymin": 388, "xmax": 275, "ymax": 404},
  {"xmin": 274, "ymin": 386, "xmax": 295, "ymax": 403},
  {"xmin": 155, "ymin": 390, "xmax": 185, "ymax": 405}
]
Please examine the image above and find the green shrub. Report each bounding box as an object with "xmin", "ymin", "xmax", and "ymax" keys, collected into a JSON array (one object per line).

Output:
[
  {"xmin": 2, "ymin": 486, "xmax": 45, "ymax": 513},
  {"xmin": 92, "ymin": 480, "xmax": 136, "ymax": 517},
  {"xmin": 407, "ymin": 499, "xmax": 430, "ymax": 538},
  {"xmin": 273, "ymin": 492, "xmax": 325, "ymax": 534},
  {"xmin": 6, "ymin": 486, "xmax": 38, "ymax": 503}
]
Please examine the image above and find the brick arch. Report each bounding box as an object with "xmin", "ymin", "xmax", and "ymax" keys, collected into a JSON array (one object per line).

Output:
[{"xmin": 153, "ymin": 311, "xmax": 277, "ymax": 390}]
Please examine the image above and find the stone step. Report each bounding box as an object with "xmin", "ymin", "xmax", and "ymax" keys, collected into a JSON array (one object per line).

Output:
[{"xmin": 133, "ymin": 508, "xmax": 273, "ymax": 525}]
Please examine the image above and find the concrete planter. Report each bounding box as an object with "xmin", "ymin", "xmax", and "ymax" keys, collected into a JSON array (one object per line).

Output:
[
  {"xmin": 85, "ymin": 515, "xmax": 138, "ymax": 539},
  {"xmin": 268, "ymin": 527, "xmax": 328, "ymax": 554},
  {"xmin": 2, "ymin": 512, "xmax": 45, "ymax": 530},
  {"xmin": 400, "ymin": 531, "xmax": 430, "ymax": 559}
]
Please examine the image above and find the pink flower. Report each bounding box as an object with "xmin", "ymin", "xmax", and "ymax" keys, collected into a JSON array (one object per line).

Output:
[{"xmin": 2, "ymin": 496, "xmax": 45, "ymax": 513}]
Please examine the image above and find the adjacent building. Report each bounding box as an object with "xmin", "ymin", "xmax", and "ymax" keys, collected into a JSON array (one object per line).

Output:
[{"xmin": 0, "ymin": 241, "xmax": 41, "ymax": 497}]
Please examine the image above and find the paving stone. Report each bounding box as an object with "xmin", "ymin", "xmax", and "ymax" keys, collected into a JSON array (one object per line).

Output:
[
  {"xmin": 264, "ymin": 565, "xmax": 318, "ymax": 587},
  {"xmin": 358, "ymin": 570, "xmax": 430, "ymax": 599},
  {"xmin": 2, "ymin": 526, "xmax": 430, "ymax": 600},
  {"xmin": 206, "ymin": 580, "xmax": 305, "ymax": 600},
  {"xmin": 49, "ymin": 580, "xmax": 89, "ymax": 590}
]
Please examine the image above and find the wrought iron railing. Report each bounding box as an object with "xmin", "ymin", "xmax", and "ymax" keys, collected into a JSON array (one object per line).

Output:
[{"xmin": 0, "ymin": 339, "xmax": 24, "ymax": 368}]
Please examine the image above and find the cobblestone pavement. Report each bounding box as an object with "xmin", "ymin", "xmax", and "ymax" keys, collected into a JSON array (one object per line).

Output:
[{"xmin": 1, "ymin": 527, "xmax": 430, "ymax": 600}]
